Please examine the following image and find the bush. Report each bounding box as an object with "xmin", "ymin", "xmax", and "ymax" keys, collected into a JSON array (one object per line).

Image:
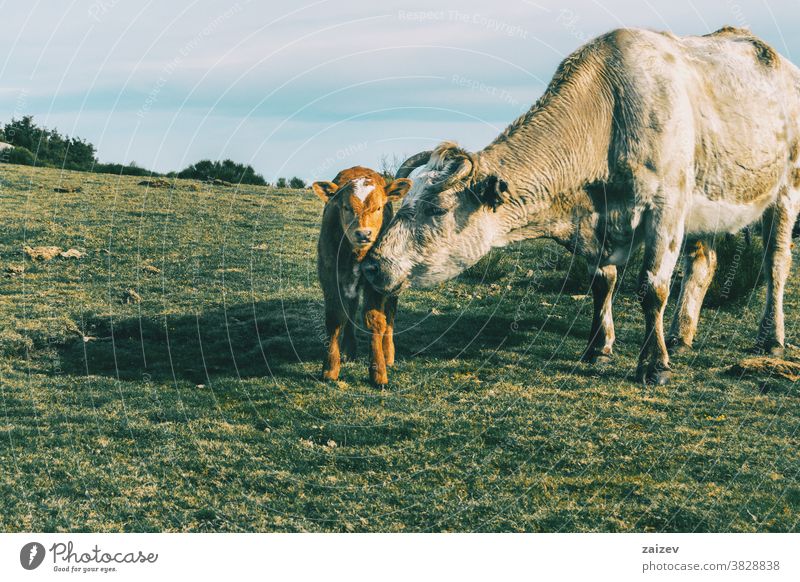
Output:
[
  {"xmin": 94, "ymin": 161, "xmax": 155, "ymax": 177},
  {"xmin": 289, "ymin": 177, "xmax": 306, "ymax": 189},
  {"xmin": 177, "ymin": 159, "xmax": 267, "ymax": 186},
  {"xmin": 276, "ymin": 177, "xmax": 287, "ymax": 189},
  {"xmin": 378, "ymin": 153, "xmax": 404, "ymax": 181},
  {"xmin": 2, "ymin": 146, "xmax": 36, "ymax": 166},
  {"xmin": 1, "ymin": 116, "xmax": 96, "ymax": 170}
]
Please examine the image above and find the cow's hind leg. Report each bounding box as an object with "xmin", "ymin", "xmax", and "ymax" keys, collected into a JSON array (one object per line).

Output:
[
  {"xmin": 756, "ymin": 196, "xmax": 800, "ymax": 355},
  {"xmin": 582, "ymin": 265, "xmax": 617, "ymax": 365},
  {"xmin": 667, "ymin": 238, "xmax": 717, "ymax": 354},
  {"xmin": 637, "ymin": 213, "xmax": 685, "ymax": 385}
]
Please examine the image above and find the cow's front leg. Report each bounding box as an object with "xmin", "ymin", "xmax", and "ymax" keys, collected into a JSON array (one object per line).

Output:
[
  {"xmin": 582, "ymin": 264, "xmax": 617, "ymax": 365},
  {"xmin": 667, "ymin": 238, "xmax": 717, "ymax": 354},
  {"xmin": 364, "ymin": 288, "xmax": 389, "ymax": 388},
  {"xmin": 637, "ymin": 216, "xmax": 684, "ymax": 385}
]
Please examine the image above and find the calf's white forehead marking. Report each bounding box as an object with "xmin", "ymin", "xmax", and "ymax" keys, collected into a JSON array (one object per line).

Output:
[{"xmin": 351, "ymin": 177, "xmax": 375, "ymax": 202}]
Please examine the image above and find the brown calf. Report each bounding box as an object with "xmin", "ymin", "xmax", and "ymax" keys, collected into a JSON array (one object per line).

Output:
[{"xmin": 312, "ymin": 166, "xmax": 411, "ymax": 387}]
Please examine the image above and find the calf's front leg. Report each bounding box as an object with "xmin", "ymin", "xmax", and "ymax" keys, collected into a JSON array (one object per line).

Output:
[
  {"xmin": 383, "ymin": 295, "xmax": 399, "ymax": 367},
  {"xmin": 364, "ymin": 288, "xmax": 389, "ymax": 388}
]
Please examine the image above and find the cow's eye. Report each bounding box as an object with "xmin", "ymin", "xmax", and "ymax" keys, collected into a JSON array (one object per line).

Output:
[{"xmin": 423, "ymin": 205, "xmax": 448, "ymax": 217}]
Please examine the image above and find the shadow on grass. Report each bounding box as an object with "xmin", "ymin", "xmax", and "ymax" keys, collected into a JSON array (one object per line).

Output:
[{"xmin": 53, "ymin": 298, "xmax": 585, "ymax": 384}]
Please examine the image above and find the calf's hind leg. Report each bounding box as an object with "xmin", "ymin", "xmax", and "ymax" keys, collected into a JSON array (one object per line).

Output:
[
  {"xmin": 757, "ymin": 199, "xmax": 800, "ymax": 355},
  {"xmin": 322, "ymin": 306, "xmax": 345, "ymax": 381},
  {"xmin": 667, "ymin": 238, "xmax": 717, "ymax": 354},
  {"xmin": 340, "ymin": 297, "xmax": 358, "ymax": 361}
]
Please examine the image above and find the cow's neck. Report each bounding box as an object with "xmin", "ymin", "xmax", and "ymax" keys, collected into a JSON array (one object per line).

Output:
[{"xmin": 479, "ymin": 62, "xmax": 612, "ymax": 248}]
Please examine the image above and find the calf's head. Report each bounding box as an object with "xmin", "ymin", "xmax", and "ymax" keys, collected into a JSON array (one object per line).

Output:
[
  {"xmin": 312, "ymin": 166, "xmax": 412, "ymax": 254},
  {"xmin": 362, "ymin": 143, "xmax": 511, "ymax": 293}
]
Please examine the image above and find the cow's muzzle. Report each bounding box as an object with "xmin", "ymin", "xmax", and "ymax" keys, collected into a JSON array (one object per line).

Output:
[{"xmin": 361, "ymin": 256, "xmax": 405, "ymax": 295}]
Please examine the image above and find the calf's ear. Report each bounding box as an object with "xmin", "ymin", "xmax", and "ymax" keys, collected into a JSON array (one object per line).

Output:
[
  {"xmin": 312, "ymin": 181, "xmax": 338, "ymax": 202},
  {"xmin": 385, "ymin": 178, "xmax": 413, "ymax": 202},
  {"xmin": 476, "ymin": 175, "xmax": 510, "ymax": 212}
]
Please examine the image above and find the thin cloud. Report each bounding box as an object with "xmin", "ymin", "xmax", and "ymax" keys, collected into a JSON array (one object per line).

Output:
[{"xmin": 2, "ymin": 0, "xmax": 798, "ymax": 179}]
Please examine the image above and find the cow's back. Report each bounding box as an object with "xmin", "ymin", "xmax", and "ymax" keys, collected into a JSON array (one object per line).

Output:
[{"xmin": 602, "ymin": 27, "xmax": 800, "ymax": 211}]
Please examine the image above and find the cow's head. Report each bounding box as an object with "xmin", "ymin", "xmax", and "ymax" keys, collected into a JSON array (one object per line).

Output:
[
  {"xmin": 362, "ymin": 142, "xmax": 512, "ymax": 293},
  {"xmin": 312, "ymin": 166, "xmax": 412, "ymax": 254}
]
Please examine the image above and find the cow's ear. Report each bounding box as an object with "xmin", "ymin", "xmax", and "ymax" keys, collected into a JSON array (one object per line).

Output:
[
  {"xmin": 477, "ymin": 175, "xmax": 510, "ymax": 212},
  {"xmin": 311, "ymin": 181, "xmax": 338, "ymax": 202},
  {"xmin": 385, "ymin": 178, "xmax": 412, "ymax": 202}
]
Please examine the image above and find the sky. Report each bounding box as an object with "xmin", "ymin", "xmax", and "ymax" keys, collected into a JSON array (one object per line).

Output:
[{"xmin": 1, "ymin": 0, "xmax": 799, "ymax": 182}]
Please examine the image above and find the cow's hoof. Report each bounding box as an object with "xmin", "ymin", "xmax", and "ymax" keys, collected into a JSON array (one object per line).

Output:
[
  {"xmin": 768, "ymin": 345, "xmax": 786, "ymax": 358},
  {"xmin": 589, "ymin": 353, "xmax": 613, "ymax": 366},
  {"xmin": 750, "ymin": 343, "xmax": 785, "ymax": 357},
  {"xmin": 322, "ymin": 370, "xmax": 339, "ymax": 382},
  {"xmin": 581, "ymin": 351, "xmax": 611, "ymax": 365},
  {"xmin": 666, "ymin": 338, "xmax": 691, "ymax": 355},
  {"xmin": 648, "ymin": 369, "xmax": 673, "ymax": 386}
]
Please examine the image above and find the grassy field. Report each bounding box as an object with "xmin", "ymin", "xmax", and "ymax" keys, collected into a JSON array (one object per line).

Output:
[{"xmin": 0, "ymin": 163, "xmax": 798, "ymax": 532}]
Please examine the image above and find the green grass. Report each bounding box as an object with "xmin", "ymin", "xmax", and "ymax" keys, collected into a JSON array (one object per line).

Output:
[{"xmin": 0, "ymin": 163, "xmax": 798, "ymax": 532}]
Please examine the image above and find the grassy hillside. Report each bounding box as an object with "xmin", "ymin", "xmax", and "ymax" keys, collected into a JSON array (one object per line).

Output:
[{"xmin": 0, "ymin": 163, "xmax": 797, "ymax": 532}]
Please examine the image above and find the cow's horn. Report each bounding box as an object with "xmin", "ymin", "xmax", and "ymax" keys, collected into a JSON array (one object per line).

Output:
[{"xmin": 395, "ymin": 150, "xmax": 432, "ymax": 179}]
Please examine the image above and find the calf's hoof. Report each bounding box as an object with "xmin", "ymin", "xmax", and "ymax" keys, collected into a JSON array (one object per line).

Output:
[
  {"xmin": 322, "ymin": 369, "xmax": 339, "ymax": 382},
  {"xmin": 370, "ymin": 367, "xmax": 389, "ymax": 389},
  {"xmin": 370, "ymin": 377, "xmax": 389, "ymax": 390},
  {"xmin": 340, "ymin": 344, "xmax": 357, "ymax": 362}
]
